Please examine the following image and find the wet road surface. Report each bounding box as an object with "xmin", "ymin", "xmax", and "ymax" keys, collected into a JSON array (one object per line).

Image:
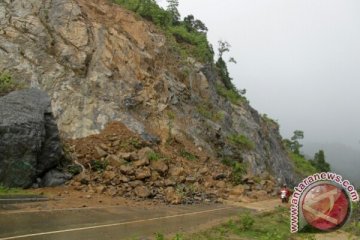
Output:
[{"xmin": 0, "ymin": 204, "xmax": 243, "ymax": 240}]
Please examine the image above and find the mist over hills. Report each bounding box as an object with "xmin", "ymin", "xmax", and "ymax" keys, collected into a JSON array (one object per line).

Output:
[{"xmin": 303, "ymin": 142, "xmax": 360, "ymax": 187}]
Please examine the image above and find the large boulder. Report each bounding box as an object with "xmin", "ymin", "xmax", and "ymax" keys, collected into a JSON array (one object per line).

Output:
[
  {"xmin": 40, "ymin": 169, "xmax": 72, "ymax": 187},
  {"xmin": 0, "ymin": 88, "xmax": 63, "ymax": 188}
]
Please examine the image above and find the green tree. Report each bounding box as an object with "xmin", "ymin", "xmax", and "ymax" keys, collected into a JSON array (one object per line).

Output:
[
  {"xmin": 290, "ymin": 130, "xmax": 304, "ymax": 155},
  {"xmin": 291, "ymin": 130, "xmax": 304, "ymax": 141},
  {"xmin": 310, "ymin": 150, "xmax": 331, "ymax": 172},
  {"xmin": 216, "ymin": 57, "xmax": 233, "ymax": 90},
  {"xmin": 166, "ymin": 0, "xmax": 180, "ymax": 24},
  {"xmin": 216, "ymin": 40, "xmax": 238, "ymax": 90},
  {"xmin": 183, "ymin": 15, "xmax": 208, "ymax": 33},
  {"xmin": 217, "ymin": 40, "xmax": 230, "ymax": 59}
]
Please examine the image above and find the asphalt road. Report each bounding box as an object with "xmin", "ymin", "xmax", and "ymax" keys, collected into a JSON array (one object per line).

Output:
[{"xmin": 0, "ymin": 204, "xmax": 243, "ymax": 240}]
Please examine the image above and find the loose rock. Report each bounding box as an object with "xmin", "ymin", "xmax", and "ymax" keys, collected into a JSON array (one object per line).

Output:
[{"xmin": 134, "ymin": 186, "xmax": 151, "ymax": 198}]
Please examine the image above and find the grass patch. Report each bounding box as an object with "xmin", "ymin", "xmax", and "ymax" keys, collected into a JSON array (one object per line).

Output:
[
  {"xmin": 239, "ymin": 213, "xmax": 255, "ymax": 231},
  {"xmin": 261, "ymin": 114, "xmax": 279, "ymax": 128},
  {"xmin": 344, "ymin": 202, "xmax": 360, "ymax": 236},
  {"xmin": 0, "ymin": 185, "xmax": 28, "ymax": 196},
  {"xmin": 168, "ymin": 25, "xmax": 213, "ymax": 63},
  {"xmin": 183, "ymin": 206, "xmax": 317, "ymax": 240},
  {"xmin": 90, "ymin": 159, "xmax": 108, "ymax": 172},
  {"xmin": 221, "ymin": 158, "xmax": 247, "ymax": 185},
  {"xmin": 155, "ymin": 232, "xmax": 165, "ymax": 240},
  {"xmin": 216, "ymin": 84, "xmax": 248, "ymax": 106},
  {"xmin": 288, "ymin": 152, "xmax": 317, "ymax": 176},
  {"xmin": 197, "ymin": 104, "xmax": 224, "ymax": 122},
  {"xmin": 148, "ymin": 151, "xmax": 162, "ymax": 161},
  {"xmin": 227, "ymin": 134, "xmax": 255, "ymax": 151},
  {"xmin": 167, "ymin": 110, "xmax": 176, "ymax": 120},
  {"xmin": 119, "ymin": 138, "xmax": 143, "ymax": 151},
  {"xmin": 67, "ymin": 164, "xmax": 82, "ymax": 175},
  {"xmin": 0, "ymin": 71, "xmax": 23, "ymax": 96},
  {"xmin": 179, "ymin": 149, "xmax": 198, "ymax": 161},
  {"xmin": 230, "ymin": 162, "xmax": 247, "ymax": 185}
]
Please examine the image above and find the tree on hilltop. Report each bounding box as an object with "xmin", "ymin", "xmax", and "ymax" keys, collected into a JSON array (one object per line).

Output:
[
  {"xmin": 183, "ymin": 15, "xmax": 208, "ymax": 33},
  {"xmin": 166, "ymin": 0, "xmax": 180, "ymax": 24},
  {"xmin": 310, "ymin": 150, "xmax": 331, "ymax": 172},
  {"xmin": 283, "ymin": 130, "xmax": 304, "ymax": 155}
]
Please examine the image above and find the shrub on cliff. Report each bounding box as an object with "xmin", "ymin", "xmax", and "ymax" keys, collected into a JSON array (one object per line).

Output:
[
  {"xmin": 114, "ymin": 0, "xmax": 172, "ymax": 27},
  {"xmin": 288, "ymin": 152, "xmax": 317, "ymax": 176},
  {"xmin": 113, "ymin": 0, "xmax": 214, "ymax": 63},
  {"xmin": 228, "ymin": 134, "xmax": 255, "ymax": 151},
  {"xmin": 216, "ymin": 84, "xmax": 248, "ymax": 105},
  {"xmin": 0, "ymin": 72, "xmax": 21, "ymax": 97}
]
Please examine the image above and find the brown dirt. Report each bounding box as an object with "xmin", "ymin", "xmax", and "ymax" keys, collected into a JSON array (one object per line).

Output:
[
  {"xmin": 224, "ymin": 198, "xmax": 283, "ymax": 212},
  {"xmin": 64, "ymin": 121, "xmax": 144, "ymax": 166},
  {"xmin": 2, "ymin": 185, "xmax": 163, "ymax": 213}
]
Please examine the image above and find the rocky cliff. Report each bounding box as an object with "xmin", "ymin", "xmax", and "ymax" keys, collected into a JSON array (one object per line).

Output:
[{"xmin": 0, "ymin": 0, "xmax": 299, "ymax": 191}]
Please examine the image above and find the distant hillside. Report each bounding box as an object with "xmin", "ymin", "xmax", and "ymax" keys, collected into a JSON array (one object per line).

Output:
[{"xmin": 303, "ymin": 142, "xmax": 360, "ymax": 187}]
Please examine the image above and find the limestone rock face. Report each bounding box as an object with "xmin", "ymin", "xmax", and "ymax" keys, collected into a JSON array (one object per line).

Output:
[
  {"xmin": 0, "ymin": 0, "xmax": 166, "ymax": 141},
  {"xmin": 0, "ymin": 0, "xmax": 300, "ymax": 186},
  {"xmin": 0, "ymin": 89, "xmax": 63, "ymax": 187}
]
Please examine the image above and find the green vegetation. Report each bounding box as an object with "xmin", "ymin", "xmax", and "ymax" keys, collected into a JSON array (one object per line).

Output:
[
  {"xmin": 261, "ymin": 114, "xmax": 278, "ymax": 127},
  {"xmin": 148, "ymin": 151, "xmax": 162, "ymax": 161},
  {"xmin": 227, "ymin": 134, "xmax": 255, "ymax": 151},
  {"xmin": 215, "ymin": 41, "xmax": 247, "ymax": 99},
  {"xmin": 230, "ymin": 162, "xmax": 247, "ymax": 185},
  {"xmin": 119, "ymin": 138, "xmax": 143, "ymax": 151},
  {"xmin": 285, "ymin": 130, "xmax": 317, "ymax": 176},
  {"xmin": 216, "ymin": 84, "xmax": 248, "ymax": 105},
  {"xmin": 67, "ymin": 164, "xmax": 82, "ymax": 175},
  {"xmin": 179, "ymin": 149, "xmax": 198, "ymax": 161},
  {"xmin": 239, "ymin": 213, "xmax": 255, "ymax": 231},
  {"xmin": 197, "ymin": 103, "xmax": 224, "ymax": 122},
  {"xmin": 90, "ymin": 159, "xmax": 108, "ymax": 172},
  {"xmin": 284, "ymin": 130, "xmax": 331, "ymax": 175},
  {"xmin": 0, "ymin": 71, "xmax": 22, "ymax": 96},
  {"xmin": 154, "ymin": 232, "xmax": 184, "ymax": 240},
  {"xmin": 309, "ymin": 150, "xmax": 330, "ymax": 172},
  {"xmin": 289, "ymin": 151, "xmax": 317, "ymax": 176},
  {"xmin": 160, "ymin": 206, "xmax": 317, "ymax": 239},
  {"xmin": 167, "ymin": 110, "xmax": 176, "ymax": 120},
  {"xmin": 222, "ymin": 158, "xmax": 248, "ymax": 185},
  {"xmin": 172, "ymin": 233, "xmax": 184, "ymax": 240},
  {"xmin": 0, "ymin": 185, "xmax": 27, "ymax": 196},
  {"xmin": 129, "ymin": 138, "xmax": 142, "ymax": 149},
  {"xmin": 155, "ymin": 232, "xmax": 165, "ymax": 240},
  {"xmin": 344, "ymin": 202, "xmax": 360, "ymax": 237},
  {"xmin": 113, "ymin": 1, "xmax": 249, "ymax": 106},
  {"xmin": 113, "ymin": 0, "xmax": 213, "ymax": 63},
  {"xmin": 283, "ymin": 130, "xmax": 304, "ymax": 155},
  {"xmin": 284, "ymin": 130, "xmax": 331, "ymax": 176},
  {"xmin": 168, "ymin": 25, "xmax": 213, "ymax": 62},
  {"xmin": 216, "ymin": 41, "xmax": 235, "ymax": 90},
  {"xmin": 113, "ymin": 0, "xmax": 172, "ymax": 27}
]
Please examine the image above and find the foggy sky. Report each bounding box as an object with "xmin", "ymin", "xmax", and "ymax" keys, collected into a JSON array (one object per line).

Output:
[{"xmin": 159, "ymin": 0, "xmax": 360, "ymax": 150}]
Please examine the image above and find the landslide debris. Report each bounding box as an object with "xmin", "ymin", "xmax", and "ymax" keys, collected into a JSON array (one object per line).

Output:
[{"xmin": 64, "ymin": 122, "xmax": 278, "ymax": 204}]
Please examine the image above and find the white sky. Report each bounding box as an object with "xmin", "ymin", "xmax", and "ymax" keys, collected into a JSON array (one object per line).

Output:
[{"xmin": 158, "ymin": 0, "xmax": 360, "ymax": 150}]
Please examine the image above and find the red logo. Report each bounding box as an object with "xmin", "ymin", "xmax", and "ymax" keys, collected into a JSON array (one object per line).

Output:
[{"xmin": 301, "ymin": 183, "xmax": 351, "ymax": 231}]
